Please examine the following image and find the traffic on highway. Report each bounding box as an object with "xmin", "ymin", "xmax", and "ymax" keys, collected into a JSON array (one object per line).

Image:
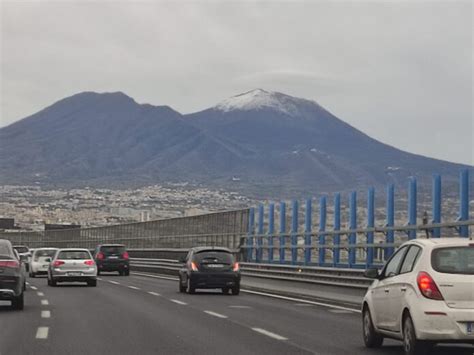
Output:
[{"xmin": 1, "ymin": 238, "xmax": 473, "ymax": 355}]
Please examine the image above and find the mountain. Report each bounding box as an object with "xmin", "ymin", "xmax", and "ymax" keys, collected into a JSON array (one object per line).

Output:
[{"xmin": 0, "ymin": 89, "xmax": 470, "ymax": 196}]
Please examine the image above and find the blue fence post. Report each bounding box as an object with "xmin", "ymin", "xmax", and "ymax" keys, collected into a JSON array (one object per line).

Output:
[
  {"xmin": 432, "ymin": 174, "xmax": 441, "ymax": 238},
  {"xmin": 291, "ymin": 200, "xmax": 299, "ymax": 264},
  {"xmin": 385, "ymin": 184, "xmax": 395, "ymax": 260},
  {"xmin": 349, "ymin": 192, "xmax": 357, "ymax": 267},
  {"xmin": 333, "ymin": 193, "xmax": 341, "ymax": 267},
  {"xmin": 318, "ymin": 197, "xmax": 327, "ymax": 265},
  {"xmin": 247, "ymin": 207, "xmax": 255, "ymax": 262},
  {"xmin": 304, "ymin": 199, "xmax": 312, "ymax": 264},
  {"xmin": 459, "ymin": 169, "xmax": 470, "ymax": 237},
  {"xmin": 408, "ymin": 177, "xmax": 417, "ymax": 240},
  {"xmin": 268, "ymin": 203, "xmax": 275, "ymax": 262},
  {"xmin": 257, "ymin": 204, "xmax": 264, "ymax": 262},
  {"xmin": 279, "ymin": 202, "xmax": 286, "ymax": 263},
  {"xmin": 367, "ymin": 187, "xmax": 375, "ymax": 267}
]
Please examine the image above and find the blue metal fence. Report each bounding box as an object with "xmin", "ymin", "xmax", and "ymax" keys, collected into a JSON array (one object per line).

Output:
[{"xmin": 244, "ymin": 169, "xmax": 472, "ymax": 268}]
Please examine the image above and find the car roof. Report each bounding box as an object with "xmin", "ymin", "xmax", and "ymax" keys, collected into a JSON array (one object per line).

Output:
[
  {"xmin": 33, "ymin": 247, "xmax": 59, "ymax": 252},
  {"xmin": 190, "ymin": 246, "xmax": 232, "ymax": 253},
  {"xmin": 408, "ymin": 237, "xmax": 473, "ymax": 248},
  {"xmin": 57, "ymin": 248, "xmax": 90, "ymax": 252},
  {"xmin": 99, "ymin": 244, "xmax": 125, "ymax": 247}
]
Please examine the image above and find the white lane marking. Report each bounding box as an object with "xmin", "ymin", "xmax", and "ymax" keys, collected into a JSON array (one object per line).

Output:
[
  {"xmin": 148, "ymin": 291, "xmax": 160, "ymax": 296},
  {"xmin": 170, "ymin": 299, "xmax": 187, "ymax": 305},
  {"xmin": 37, "ymin": 292, "xmax": 44, "ymax": 297},
  {"xmin": 97, "ymin": 277, "xmax": 102, "ymax": 281},
  {"xmin": 26, "ymin": 282, "xmax": 30, "ymax": 285},
  {"xmin": 294, "ymin": 303, "xmax": 313, "ymax": 307},
  {"xmin": 41, "ymin": 300, "xmax": 49, "ymax": 306},
  {"xmin": 108, "ymin": 281, "xmax": 120, "ymax": 285},
  {"xmin": 128, "ymin": 285, "xmax": 140, "ymax": 290},
  {"xmin": 328, "ymin": 309, "xmax": 354, "ymax": 314},
  {"xmin": 30, "ymin": 286, "xmax": 38, "ymax": 290},
  {"xmin": 229, "ymin": 305, "xmax": 251, "ymax": 309},
  {"xmin": 242, "ymin": 290, "xmax": 361, "ymax": 313},
  {"xmin": 204, "ymin": 310, "xmax": 228, "ymax": 319},
  {"xmin": 36, "ymin": 327, "xmax": 49, "ymax": 339},
  {"xmin": 41, "ymin": 310, "xmax": 51, "ymax": 318},
  {"xmin": 252, "ymin": 328, "xmax": 288, "ymax": 341}
]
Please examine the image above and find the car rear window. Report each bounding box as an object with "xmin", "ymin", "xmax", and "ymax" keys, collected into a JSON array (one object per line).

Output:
[
  {"xmin": 13, "ymin": 246, "xmax": 29, "ymax": 253},
  {"xmin": 101, "ymin": 246, "xmax": 125, "ymax": 255},
  {"xmin": 34, "ymin": 249, "xmax": 57, "ymax": 261},
  {"xmin": 0, "ymin": 241, "xmax": 14, "ymax": 260},
  {"xmin": 58, "ymin": 251, "xmax": 91, "ymax": 260},
  {"xmin": 193, "ymin": 251, "xmax": 234, "ymax": 264},
  {"xmin": 432, "ymin": 246, "xmax": 474, "ymax": 275}
]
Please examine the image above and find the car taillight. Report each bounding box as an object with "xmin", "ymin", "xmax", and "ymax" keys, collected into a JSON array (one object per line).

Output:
[
  {"xmin": 233, "ymin": 262, "xmax": 240, "ymax": 272},
  {"xmin": 84, "ymin": 260, "xmax": 95, "ymax": 266},
  {"xmin": 190, "ymin": 261, "xmax": 199, "ymax": 271},
  {"xmin": 52, "ymin": 260, "xmax": 65, "ymax": 267},
  {"xmin": 0, "ymin": 260, "xmax": 20, "ymax": 268},
  {"xmin": 97, "ymin": 252, "xmax": 105, "ymax": 260},
  {"xmin": 417, "ymin": 271, "xmax": 444, "ymax": 300},
  {"xmin": 122, "ymin": 251, "xmax": 129, "ymax": 260}
]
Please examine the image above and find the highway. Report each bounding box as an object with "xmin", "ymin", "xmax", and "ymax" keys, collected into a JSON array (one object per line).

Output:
[{"xmin": 1, "ymin": 274, "xmax": 472, "ymax": 355}]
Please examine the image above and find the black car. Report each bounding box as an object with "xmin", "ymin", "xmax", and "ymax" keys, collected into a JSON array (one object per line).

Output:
[
  {"xmin": 178, "ymin": 247, "xmax": 240, "ymax": 295},
  {"xmin": 0, "ymin": 240, "xmax": 26, "ymax": 310},
  {"xmin": 93, "ymin": 244, "xmax": 130, "ymax": 276}
]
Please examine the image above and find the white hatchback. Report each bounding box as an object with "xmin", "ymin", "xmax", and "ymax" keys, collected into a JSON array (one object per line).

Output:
[
  {"xmin": 362, "ymin": 238, "xmax": 474, "ymax": 355},
  {"xmin": 30, "ymin": 248, "xmax": 58, "ymax": 277}
]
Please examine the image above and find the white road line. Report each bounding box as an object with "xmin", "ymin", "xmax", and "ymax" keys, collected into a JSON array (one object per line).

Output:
[
  {"xmin": 26, "ymin": 282, "xmax": 30, "ymax": 285},
  {"xmin": 41, "ymin": 299, "xmax": 49, "ymax": 306},
  {"xmin": 36, "ymin": 327, "xmax": 49, "ymax": 339},
  {"xmin": 108, "ymin": 281, "xmax": 120, "ymax": 285},
  {"xmin": 252, "ymin": 328, "xmax": 288, "ymax": 341},
  {"xmin": 328, "ymin": 309, "xmax": 354, "ymax": 314},
  {"xmin": 41, "ymin": 310, "xmax": 51, "ymax": 319},
  {"xmin": 30, "ymin": 286, "xmax": 38, "ymax": 290},
  {"xmin": 128, "ymin": 285, "xmax": 140, "ymax": 290},
  {"xmin": 97, "ymin": 277, "xmax": 102, "ymax": 281},
  {"xmin": 204, "ymin": 311, "xmax": 228, "ymax": 319},
  {"xmin": 170, "ymin": 299, "xmax": 187, "ymax": 305},
  {"xmin": 228, "ymin": 305, "xmax": 251, "ymax": 309},
  {"xmin": 148, "ymin": 291, "xmax": 160, "ymax": 296},
  {"xmin": 37, "ymin": 292, "xmax": 44, "ymax": 297},
  {"xmin": 294, "ymin": 303, "xmax": 313, "ymax": 307},
  {"xmin": 242, "ymin": 290, "xmax": 361, "ymax": 313}
]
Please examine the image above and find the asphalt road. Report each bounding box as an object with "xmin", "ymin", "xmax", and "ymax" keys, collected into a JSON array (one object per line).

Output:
[{"xmin": 1, "ymin": 273, "xmax": 472, "ymax": 355}]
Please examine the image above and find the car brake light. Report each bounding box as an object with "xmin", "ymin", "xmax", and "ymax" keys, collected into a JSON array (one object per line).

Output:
[
  {"xmin": 97, "ymin": 252, "xmax": 105, "ymax": 260},
  {"xmin": 190, "ymin": 262, "xmax": 199, "ymax": 271},
  {"xmin": 233, "ymin": 262, "xmax": 240, "ymax": 271},
  {"xmin": 84, "ymin": 260, "xmax": 95, "ymax": 266},
  {"xmin": 52, "ymin": 260, "xmax": 65, "ymax": 267},
  {"xmin": 417, "ymin": 271, "xmax": 444, "ymax": 300},
  {"xmin": 122, "ymin": 251, "xmax": 129, "ymax": 260},
  {"xmin": 0, "ymin": 260, "xmax": 20, "ymax": 268}
]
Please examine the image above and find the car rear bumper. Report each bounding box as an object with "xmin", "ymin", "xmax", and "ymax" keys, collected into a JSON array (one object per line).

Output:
[
  {"xmin": 52, "ymin": 276, "xmax": 97, "ymax": 282},
  {"xmin": 0, "ymin": 288, "xmax": 16, "ymax": 300},
  {"xmin": 97, "ymin": 261, "xmax": 129, "ymax": 272},
  {"xmin": 189, "ymin": 272, "xmax": 240, "ymax": 289},
  {"xmin": 0, "ymin": 277, "xmax": 22, "ymax": 297}
]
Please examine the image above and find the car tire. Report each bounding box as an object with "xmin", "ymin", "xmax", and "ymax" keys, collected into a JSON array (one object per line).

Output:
[
  {"xmin": 231, "ymin": 284, "xmax": 240, "ymax": 296},
  {"xmin": 186, "ymin": 278, "xmax": 195, "ymax": 294},
  {"xmin": 362, "ymin": 306, "xmax": 383, "ymax": 348},
  {"xmin": 222, "ymin": 287, "xmax": 230, "ymax": 294},
  {"xmin": 50, "ymin": 278, "xmax": 57, "ymax": 287},
  {"xmin": 179, "ymin": 277, "xmax": 186, "ymax": 293},
  {"xmin": 403, "ymin": 314, "xmax": 432, "ymax": 355},
  {"xmin": 30, "ymin": 272, "xmax": 35, "ymax": 278},
  {"xmin": 88, "ymin": 280, "xmax": 97, "ymax": 287},
  {"xmin": 119, "ymin": 270, "xmax": 124, "ymax": 276},
  {"xmin": 124, "ymin": 270, "xmax": 130, "ymax": 276},
  {"xmin": 12, "ymin": 292, "xmax": 24, "ymax": 310},
  {"xmin": 97, "ymin": 270, "xmax": 101, "ymax": 276}
]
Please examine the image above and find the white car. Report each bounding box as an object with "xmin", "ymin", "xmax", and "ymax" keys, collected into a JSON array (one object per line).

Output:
[
  {"xmin": 362, "ymin": 238, "xmax": 474, "ymax": 355},
  {"xmin": 29, "ymin": 248, "xmax": 58, "ymax": 277}
]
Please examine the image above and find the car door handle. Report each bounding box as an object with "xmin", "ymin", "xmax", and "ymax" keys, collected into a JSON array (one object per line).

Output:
[
  {"xmin": 384, "ymin": 288, "xmax": 389, "ymax": 293},
  {"xmin": 401, "ymin": 287, "xmax": 407, "ymax": 292}
]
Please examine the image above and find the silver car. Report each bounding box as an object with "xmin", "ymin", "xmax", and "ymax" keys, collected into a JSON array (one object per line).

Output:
[{"xmin": 47, "ymin": 248, "xmax": 97, "ymax": 287}]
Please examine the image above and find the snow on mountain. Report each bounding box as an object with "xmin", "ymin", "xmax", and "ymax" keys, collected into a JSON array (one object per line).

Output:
[{"xmin": 214, "ymin": 89, "xmax": 321, "ymax": 116}]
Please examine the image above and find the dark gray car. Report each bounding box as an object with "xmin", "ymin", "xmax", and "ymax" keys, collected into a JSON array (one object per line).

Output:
[{"xmin": 0, "ymin": 239, "xmax": 26, "ymax": 310}]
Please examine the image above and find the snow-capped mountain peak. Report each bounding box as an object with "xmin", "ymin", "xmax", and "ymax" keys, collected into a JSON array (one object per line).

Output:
[{"xmin": 214, "ymin": 89, "xmax": 320, "ymax": 116}]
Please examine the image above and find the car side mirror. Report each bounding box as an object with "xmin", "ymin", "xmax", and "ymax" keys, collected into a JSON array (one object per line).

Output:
[
  {"xmin": 178, "ymin": 256, "xmax": 186, "ymax": 263},
  {"xmin": 45, "ymin": 257, "xmax": 52, "ymax": 263},
  {"xmin": 363, "ymin": 268, "xmax": 380, "ymax": 279}
]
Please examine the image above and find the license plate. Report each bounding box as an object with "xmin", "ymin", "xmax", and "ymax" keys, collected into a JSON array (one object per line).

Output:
[
  {"xmin": 68, "ymin": 272, "xmax": 82, "ymax": 276},
  {"xmin": 206, "ymin": 264, "xmax": 224, "ymax": 268},
  {"xmin": 468, "ymin": 322, "xmax": 473, "ymax": 334},
  {"xmin": 108, "ymin": 256, "xmax": 118, "ymax": 259},
  {"xmin": 42, "ymin": 265, "xmax": 49, "ymax": 268}
]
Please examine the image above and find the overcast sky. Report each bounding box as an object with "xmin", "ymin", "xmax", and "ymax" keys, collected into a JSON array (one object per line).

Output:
[{"xmin": 1, "ymin": 0, "xmax": 472, "ymax": 165}]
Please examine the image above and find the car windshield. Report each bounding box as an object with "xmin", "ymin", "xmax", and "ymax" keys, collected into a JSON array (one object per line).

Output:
[
  {"xmin": 101, "ymin": 246, "xmax": 125, "ymax": 255},
  {"xmin": 0, "ymin": 241, "xmax": 14, "ymax": 260},
  {"xmin": 432, "ymin": 246, "xmax": 474, "ymax": 275},
  {"xmin": 193, "ymin": 250, "xmax": 234, "ymax": 264},
  {"xmin": 34, "ymin": 249, "xmax": 57, "ymax": 261},
  {"xmin": 58, "ymin": 250, "xmax": 91, "ymax": 260},
  {"xmin": 13, "ymin": 246, "xmax": 29, "ymax": 253}
]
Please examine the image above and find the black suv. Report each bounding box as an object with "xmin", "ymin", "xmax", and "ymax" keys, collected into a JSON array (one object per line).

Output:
[
  {"xmin": 93, "ymin": 244, "xmax": 130, "ymax": 276},
  {"xmin": 178, "ymin": 247, "xmax": 240, "ymax": 295},
  {"xmin": 0, "ymin": 240, "xmax": 26, "ymax": 310}
]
